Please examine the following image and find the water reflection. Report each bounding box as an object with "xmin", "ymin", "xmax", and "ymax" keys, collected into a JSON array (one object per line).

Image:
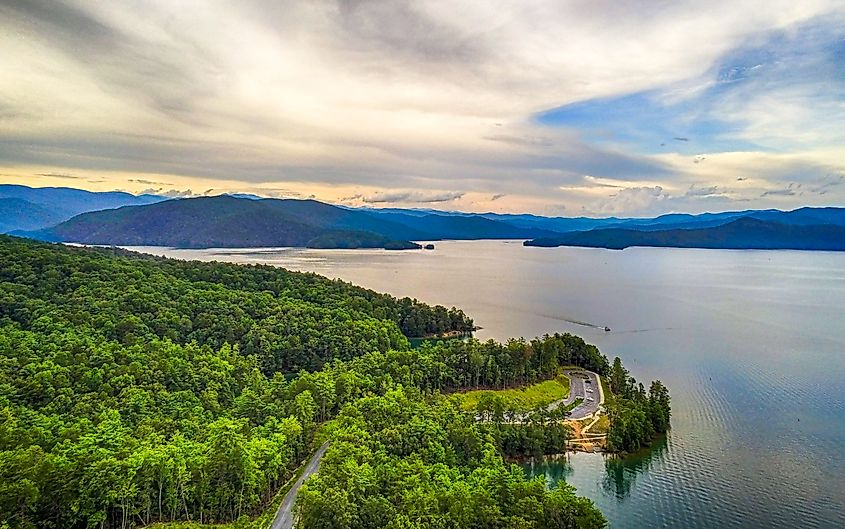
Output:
[
  {"xmin": 520, "ymin": 455, "xmax": 574, "ymax": 489},
  {"xmin": 602, "ymin": 436, "xmax": 668, "ymax": 500},
  {"xmin": 128, "ymin": 242, "xmax": 845, "ymax": 528},
  {"xmin": 520, "ymin": 437, "xmax": 667, "ymax": 501}
]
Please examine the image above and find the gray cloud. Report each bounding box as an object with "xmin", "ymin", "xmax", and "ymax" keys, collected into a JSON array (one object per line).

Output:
[
  {"xmin": 591, "ymin": 186, "xmax": 667, "ymax": 214},
  {"xmin": 36, "ymin": 172, "xmax": 80, "ymax": 179},
  {"xmin": 333, "ymin": 1, "xmax": 489, "ymax": 69},
  {"xmin": 684, "ymin": 185, "xmax": 723, "ymax": 197},
  {"xmin": 484, "ymin": 134, "xmax": 554, "ymax": 148},
  {"xmin": 808, "ymin": 174, "xmax": 844, "ymax": 195},
  {"xmin": 362, "ymin": 190, "xmax": 465, "ymax": 204},
  {"xmin": 1, "ymin": 1, "xmax": 844, "ymax": 214},
  {"xmin": 1, "ymin": 1, "xmax": 219, "ymax": 124},
  {"xmin": 761, "ymin": 186, "xmax": 796, "ymax": 197},
  {"xmin": 139, "ymin": 188, "xmax": 202, "ymax": 198},
  {"xmin": 129, "ymin": 178, "xmax": 173, "ymax": 186},
  {"xmin": 586, "ymin": 182, "xmax": 754, "ymax": 216}
]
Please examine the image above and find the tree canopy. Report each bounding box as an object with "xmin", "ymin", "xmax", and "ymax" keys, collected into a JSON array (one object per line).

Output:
[
  {"xmin": 606, "ymin": 357, "xmax": 671, "ymax": 453},
  {"xmin": 0, "ymin": 236, "xmax": 666, "ymax": 528}
]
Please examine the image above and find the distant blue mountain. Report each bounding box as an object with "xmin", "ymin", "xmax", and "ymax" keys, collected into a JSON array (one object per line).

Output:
[
  {"xmin": 364, "ymin": 207, "xmax": 627, "ymax": 232},
  {"xmin": 8, "ymin": 184, "xmax": 845, "ymax": 252},
  {"xmin": 746, "ymin": 207, "xmax": 845, "ymax": 227},
  {"xmin": 0, "ymin": 198, "xmax": 67, "ymax": 233},
  {"xmin": 0, "ymin": 184, "xmax": 165, "ymax": 233},
  {"xmin": 475, "ymin": 212, "xmax": 626, "ymax": 232},
  {"xmin": 371, "ymin": 205, "xmax": 845, "ymax": 238},
  {"xmin": 20, "ymin": 195, "xmax": 552, "ymax": 249},
  {"xmin": 20, "ymin": 195, "xmax": 428, "ymax": 249},
  {"xmin": 525, "ymin": 217, "xmax": 845, "ymax": 251},
  {"xmin": 361, "ymin": 209, "xmax": 559, "ymax": 239}
]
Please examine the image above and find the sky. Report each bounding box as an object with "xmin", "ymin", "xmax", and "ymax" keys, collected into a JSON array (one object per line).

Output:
[{"xmin": 1, "ymin": 0, "xmax": 844, "ymax": 216}]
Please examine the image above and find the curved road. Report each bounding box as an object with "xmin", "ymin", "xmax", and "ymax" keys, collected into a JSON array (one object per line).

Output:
[
  {"xmin": 479, "ymin": 369, "xmax": 604, "ymax": 424},
  {"xmin": 554, "ymin": 369, "xmax": 603, "ymax": 420},
  {"xmin": 270, "ymin": 442, "xmax": 329, "ymax": 529}
]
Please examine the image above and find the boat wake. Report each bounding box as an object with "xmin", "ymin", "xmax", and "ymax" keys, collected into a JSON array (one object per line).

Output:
[{"xmin": 533, "ymin": 311, "xmax": 675, "ymax": 334}]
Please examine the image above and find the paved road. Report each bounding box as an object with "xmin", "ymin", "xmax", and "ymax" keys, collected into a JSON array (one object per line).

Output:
[
  {"xmin": 270, "ymin": 442, "xmax": 329, "ymax": 529},
  {"xmin": 478, "ymin": 369, "xmax": 604, "ymax": 424},
  {"xmin": 552, "ymin": 369, "xmax": 603, "ymax": 420}
]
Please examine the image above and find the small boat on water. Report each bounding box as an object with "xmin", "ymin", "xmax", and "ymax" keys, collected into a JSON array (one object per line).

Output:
[{"xmin": 604, "ymin": 326, "xmax": 611, "ymax": 332}]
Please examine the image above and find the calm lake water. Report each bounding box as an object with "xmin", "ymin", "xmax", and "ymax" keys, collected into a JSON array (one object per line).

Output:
[{"xmin": 126, "ymin": 240, "xmax": 845, "ymax": 529}]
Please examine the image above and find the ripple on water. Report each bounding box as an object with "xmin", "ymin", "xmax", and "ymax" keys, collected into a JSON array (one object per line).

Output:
[{"xmin": 137, "ymin": 242, "xmax": 845, "ymax": 529}]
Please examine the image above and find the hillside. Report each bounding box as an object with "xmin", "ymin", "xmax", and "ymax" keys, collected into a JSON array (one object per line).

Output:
[
  {"xmin": 368, "ymin": 205, "xmax": 845, "ymax": 235},
  {"xmin": 0, "ymin": 184, "xmax": 165, "ymax": 232},
  {"xmin": 10, "ymin": 185, "xmax": 845, "ymax": 251},
  {"xmin": 23, "ymin": 195, "xmax": 561, "ymax": 249},
  {"xmin": 0, "ymin": 235, "xmax": 612, "ymax": 529},
  {"xmin": 363, "ymin": 208, "xmax": 560, "ymax": 239},
  {"xmin": 525, "ymin": 217, "xmax": 845, "ymax": 251},
  {"xmin": 25, "ymin": 195, "xmax": 423, "ymax": 249},
  {"xmin": 0, "ymin": 197, "xmax": 68, "ymax": 232}
]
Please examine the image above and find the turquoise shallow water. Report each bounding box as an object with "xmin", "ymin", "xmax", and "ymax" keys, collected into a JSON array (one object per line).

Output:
[{"xmin": 127, "ymin": 241, "xmax": 845, "ymax": 528}]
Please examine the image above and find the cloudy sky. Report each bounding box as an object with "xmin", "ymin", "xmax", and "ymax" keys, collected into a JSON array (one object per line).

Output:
[{"xmin": 1, "ymin": 0, "xmax": 844, "ymax": 216}]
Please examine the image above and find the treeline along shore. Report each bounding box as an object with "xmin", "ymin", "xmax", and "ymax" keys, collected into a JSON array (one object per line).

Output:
[{"xmin": 0, "ymin": 235, "xmax": 668, "ymax": 528}]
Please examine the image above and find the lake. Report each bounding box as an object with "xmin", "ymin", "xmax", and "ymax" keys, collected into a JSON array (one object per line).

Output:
[{"xmin": 125, "ymin": 240, "xmax": 845, "ymax": 529}]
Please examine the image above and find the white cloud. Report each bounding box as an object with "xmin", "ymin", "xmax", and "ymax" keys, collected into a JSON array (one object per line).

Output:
[
  {"xmin": 0, "ymin": 1, "xmax": 843, "ymax": 214},
  {"xmin": 589, "ymin": 186, "xmax": 668, "ymax": 215},
  {"xmin": 684, "ymin": 185, "xmax": 723, "ymax": 197},
  {"xmin": 139, "ymin": 188, "xmax": 202, "ymax": 198}
]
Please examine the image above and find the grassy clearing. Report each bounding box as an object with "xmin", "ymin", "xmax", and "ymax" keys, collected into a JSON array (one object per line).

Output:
[
  {"xmin": 564, "ymin": 397, "xmax": 584, "ymax": 413},
  {"xmin": 456, "ymin": 373, "xmax": 570, "ymax": 412}
]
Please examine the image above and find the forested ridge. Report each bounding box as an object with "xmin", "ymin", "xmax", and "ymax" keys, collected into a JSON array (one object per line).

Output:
[
  {"xmin": 23, "ymin": 195, "xmax": 423, "ymax": 251},
  {"xmin": 0, "ymin": 236, "xmax": 667, "ymax": 528},
  {"xmin": 0, "ymin": 236, "xmax": 472, "ymax": 373}
]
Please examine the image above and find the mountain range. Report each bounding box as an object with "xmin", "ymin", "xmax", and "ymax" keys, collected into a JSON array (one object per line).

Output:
[
  {"xmin": 525, "ymin": 217, "xmax": 845, "ymax": 251},
  {"xmin": 6, "ymin": 184, "xmax": 845, "ymax": 251},
  {"xmin": 0, "ymin": 184, "xmax": 164, "ymax": 233},
  {"xmin": 22, "ymin": 195, "xmax": 419, "ymax": 249}
]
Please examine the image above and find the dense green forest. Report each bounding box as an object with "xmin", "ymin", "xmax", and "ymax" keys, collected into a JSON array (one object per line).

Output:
[
  {"xmin": 0, "ymin": 236, "xmax": 667, "ymax": 528},
  {"xmin": 298, "ymin": 388, "xmax": 602, "ymax": 529},
  {"xmin": 0, "ymin": 236, "xmax": 472, "ymax": 373},
  {"xmin": 606, "ymin": 358, "xmax": 671, "ymax": 452}
]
